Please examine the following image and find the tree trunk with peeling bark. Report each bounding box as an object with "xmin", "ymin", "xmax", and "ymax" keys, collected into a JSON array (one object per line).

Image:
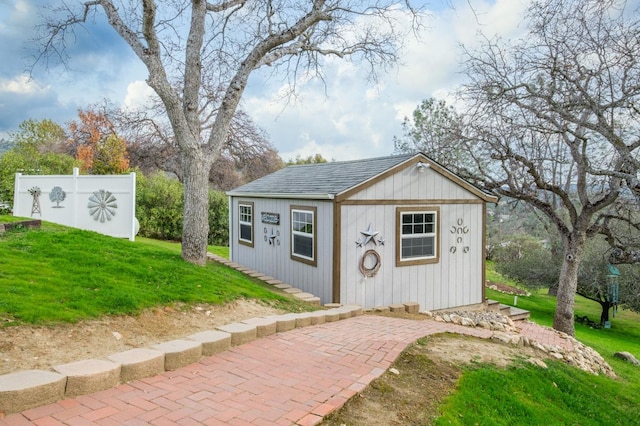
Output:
[
  {"xmin": 554, "ymin": 234, "xmax": 586, "ymax": 334},
  {"xmin": 181, "ymin": 151, "xmax": 213, "ymax": 265}
]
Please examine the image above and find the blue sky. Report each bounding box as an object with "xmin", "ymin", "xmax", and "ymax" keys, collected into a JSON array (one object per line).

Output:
[{"xmin": 0, "ymin": 0, "xmax": 529, "ymax": 161}]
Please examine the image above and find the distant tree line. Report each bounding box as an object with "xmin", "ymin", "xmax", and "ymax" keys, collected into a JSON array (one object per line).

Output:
[{"xmin": 0, "ymin": 105, "xmax": 285, "ymax": 245}]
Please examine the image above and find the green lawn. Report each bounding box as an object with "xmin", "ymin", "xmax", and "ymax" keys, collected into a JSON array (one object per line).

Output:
[
  {"xmin": 4, "ymin": 217, "xmax": 640, "ymax": 424},
  {"xmin": 434, "ymin": 263, "xmax": 640, "ymax": 425},
  {"xmin": 0, "ymin": 216, "xmax": 309, "ymax": 325}
]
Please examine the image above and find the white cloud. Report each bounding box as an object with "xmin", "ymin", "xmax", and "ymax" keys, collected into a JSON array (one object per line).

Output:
[
  {"xmin": 123, "ymin": 80, "xmax": 155, "ymax": 110},
  {"xmin": 245, "ymin": 1, "xmax": 531, "ymax": 162},
  {"xmin": 0, "ymin": 74, "xmax": 49, "ymax": 95}
]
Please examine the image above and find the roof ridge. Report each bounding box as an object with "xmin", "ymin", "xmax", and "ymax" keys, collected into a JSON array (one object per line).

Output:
[{"xmin": 286, "ymin": 153, "xmax": 415, "ymax": 168}]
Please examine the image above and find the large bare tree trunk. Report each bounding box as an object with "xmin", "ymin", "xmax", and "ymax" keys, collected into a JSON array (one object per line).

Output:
[
  {"xmin": 553, "ymin": 234, "xmax": 586, "ymax": 336},
  {"xmin": 181, "ymin": 150, "xmax": 211, "ymax": 265}
]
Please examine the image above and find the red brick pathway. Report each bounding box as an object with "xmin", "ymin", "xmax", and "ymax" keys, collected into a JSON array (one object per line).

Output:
[
  {"xmin": 2, "ymin": 316, "xmax": 568, "ymax": 426},
  {"xmin": 516, "ymin": 320, "xmax": 574, "ymax": 351}
]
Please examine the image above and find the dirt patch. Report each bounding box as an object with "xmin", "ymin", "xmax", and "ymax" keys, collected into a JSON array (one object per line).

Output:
[
  {"xmin": 321, "ymin": 334, "xmax": 546, "ymax": 426},
  {"xmin": 0, "ymin": 299, "xmax": 284, "ymax": 375},
  {"xmin": 486, "ymin": 280, "xmax": 530, "ymax": 296}
]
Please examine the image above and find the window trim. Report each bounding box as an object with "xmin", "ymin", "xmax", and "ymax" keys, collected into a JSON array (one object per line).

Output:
[
  {"xmin": 290, "ymin": 205, "xmax": 317, "ymax": 267},
  {"xmin": 238, "ymin": 201, "xmax": 254, "ymax": 247},
  {"xmin": 395, "ymin": 206, "xmax": 440, "ymax": 266}
]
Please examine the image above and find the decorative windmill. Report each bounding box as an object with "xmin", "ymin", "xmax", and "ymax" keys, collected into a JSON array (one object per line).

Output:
[{"xmin": 28, "ymin": 187, "xmax": 41, "ymax": 216}]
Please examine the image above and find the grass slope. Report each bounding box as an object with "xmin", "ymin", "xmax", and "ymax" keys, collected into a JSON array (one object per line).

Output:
[
  {"xmin": 0, "ymin": 217, "xmax": 307, "ymax": 325},
  {"xmin": 325, "ymin": 263, "xmax": 640, "ymax": 425},
  {"xmin": 434, "ymin": 264, "xmax": 640, "ymax": 425}
]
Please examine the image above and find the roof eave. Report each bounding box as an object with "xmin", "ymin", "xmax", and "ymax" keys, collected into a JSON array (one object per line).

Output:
[{"xmin": 226, "ymin": 191, "xmax": 335, "ymax": 200}]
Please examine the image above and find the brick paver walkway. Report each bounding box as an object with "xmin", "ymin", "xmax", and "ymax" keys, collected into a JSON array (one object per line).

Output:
[{"xmin": 2, "ymin": 316, "xmax": 569, "ymax": 426}]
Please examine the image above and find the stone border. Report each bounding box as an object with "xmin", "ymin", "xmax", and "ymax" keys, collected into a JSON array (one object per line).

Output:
[
  {"xmin": 0, "ymin": 305, "xmax": 364, "ymax": 416},
  {"xmin": 424, "ymin": 309, "xmax": 616, "ymax": 378},
  {"xmin": 0, "ymin": 219, "xmax": 41, "ymax": 234},
  {"xmin": 207, "ymin": 253, "xmax": 322, "ymax": 304}
]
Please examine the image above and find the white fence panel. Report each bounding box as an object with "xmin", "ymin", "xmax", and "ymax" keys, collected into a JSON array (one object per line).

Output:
[{"xmin": 13, "ymin": 168, "xmax": 137, "ymax": 241}]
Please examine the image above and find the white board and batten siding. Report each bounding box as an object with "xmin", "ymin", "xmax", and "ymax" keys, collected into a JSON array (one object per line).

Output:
[
  {"xmin": 13, "ymin": 168, "xmax": 137, "ymax": 240},
  {"xmin": 339, "ymin": 165, "xmax": 485, "ymax": 311},
  {"xmin": 230, "ymin": 197, "xmax": 334, "ymax": 304}
]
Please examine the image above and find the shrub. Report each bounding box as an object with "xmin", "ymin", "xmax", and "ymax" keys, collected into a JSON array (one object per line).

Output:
[
  {"xmin": 208, "ymin": 189, "xmax": 229, "ymax": 246},
  {"xmin": 136, "ymin": 172, "xmax": 229, "ymax": 245},
  {"xmin": 136, "ymin": 173, "xmax": 184, "ymax": 241},
  {"xmin": 493, "ymin": 234, "xmax": 561, "ymax": 290}
]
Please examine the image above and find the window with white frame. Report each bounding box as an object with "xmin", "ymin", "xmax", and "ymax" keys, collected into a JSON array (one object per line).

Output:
[
  {"xmin": 238, "ymin": 202, "xmax": 254, "ymax": 247},
  {"xmin": 291, "ymin": 206, "xmax": 317, "ymax": 266},
  {"xmin": 396, "ymin": 207, "xmax": 439, "ymax": 265}
]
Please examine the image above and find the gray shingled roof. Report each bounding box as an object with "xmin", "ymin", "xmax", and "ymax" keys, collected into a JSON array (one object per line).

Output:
[{"xmin": 228, "ymin": 153, "xmax": 417, "ymax": 198}]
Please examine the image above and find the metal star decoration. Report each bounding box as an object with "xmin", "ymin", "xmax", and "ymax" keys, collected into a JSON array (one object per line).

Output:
[{"xmin": 359, "ymin": 223, "xmax": 380, "ymax": 246}]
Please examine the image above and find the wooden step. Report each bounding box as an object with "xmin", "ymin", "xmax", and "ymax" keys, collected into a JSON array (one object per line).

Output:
[
  {"xmin": 486, "ymin": 299, "xmax": 501, "ymax": 312},
  {"xmin": 499, "ymin": 303, "xmax": 512, "ymax": 316},
  {"xmin": 508, "ymin": 307, "xmax": 531, "ymax": 321},
  {"xmin": 486, "ymin": 299, "xmax": 530, "ymax": 321}
]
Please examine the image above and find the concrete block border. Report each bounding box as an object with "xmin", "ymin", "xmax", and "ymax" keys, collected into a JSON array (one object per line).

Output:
[
  {"xmin": 0, "ymin": 304, "xmax": 365, "ymax": 416},
  {"xmin": 0, "ymin": 253, "xmax": 422, "ymax": 416}
]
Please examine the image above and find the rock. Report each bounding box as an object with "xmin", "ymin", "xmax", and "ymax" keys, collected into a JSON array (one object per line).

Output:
[
  {"xmin": 527, "ymin": 358, "xmax": 548, "ymax": 369},
  {"xmin": 461, "ymin": 317, "xmax": 476, "ymax": 327},
  {"xmin": 389, "ymin": 368, "xmax": 400, "ymax": 375},
  {"xmin": 614, "ymin": 351, "xmax": 640, "ymax": 366},
  {"xmin": 449, "ymin": 314, "xmax": 462, "ymax": 325},
  {"xmin": 532, "ymin": 342, "xmax": 547, "ymax": 352},
  {"xmin": 491, "ymin": 332, "xmax": 513, "ymax": 345},
  {"xmin": 477, "ymin": 321, "xmax": 491, "ymax": 329},
  {"xmin": 425, "ymin": 307, "xmax": 617, "ymax": 378},
  {"xmin": 492, "ymin": 322, "xmax": 506, "ymax": 332}
]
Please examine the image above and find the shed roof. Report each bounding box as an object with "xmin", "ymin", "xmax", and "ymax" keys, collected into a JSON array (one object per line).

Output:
[{"xmin": 227, "ymin": 152, "xmax": 497, "ymax": 202}]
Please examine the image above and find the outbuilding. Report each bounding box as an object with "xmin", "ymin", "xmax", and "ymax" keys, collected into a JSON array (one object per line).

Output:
[{"xmin": 227, "ymin": 153, "xmax": 498, "ymax": 311}]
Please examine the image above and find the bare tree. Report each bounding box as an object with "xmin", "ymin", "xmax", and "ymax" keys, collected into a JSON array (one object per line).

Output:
[
  {"xmin": 108, "ymin": 91, "xmax": 283, "ymax": 189},
  {"xmin": 36, "ymin": 0, "xmax": 420, "ymax": 264},
  {"xmin": 452, "ymin": 0, "xmax": 640, "ymax": 335}
]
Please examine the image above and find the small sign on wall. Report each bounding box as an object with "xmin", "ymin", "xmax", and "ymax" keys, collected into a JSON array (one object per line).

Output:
[{"xmin": 261, "ymin": 212, "xmax": 280, "ymax": 225}]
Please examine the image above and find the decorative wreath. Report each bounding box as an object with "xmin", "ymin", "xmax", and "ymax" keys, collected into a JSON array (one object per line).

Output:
[{"xmin": 359, "ymin": 249, "xmax": 381, "ymax": 277}]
